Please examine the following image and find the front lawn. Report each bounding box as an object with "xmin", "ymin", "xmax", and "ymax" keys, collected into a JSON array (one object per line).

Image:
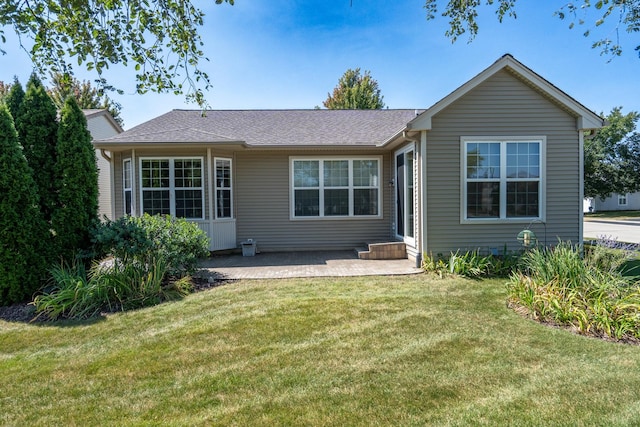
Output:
[
  {"xmin": 2, "ymin": 275, "xmax": 640, "ymax": 426},
  {"xmin": 585, "ymin": 210, "xmax": 640, "ymax": 220}
]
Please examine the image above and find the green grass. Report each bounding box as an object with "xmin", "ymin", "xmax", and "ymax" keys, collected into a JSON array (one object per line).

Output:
[
  {"xmin": 585, "ymin": 210, "xmax": 640, "ymax": 220},
  {"xmin": 2, "ymin": 275, "xmax": 640, "ymax": 426}
]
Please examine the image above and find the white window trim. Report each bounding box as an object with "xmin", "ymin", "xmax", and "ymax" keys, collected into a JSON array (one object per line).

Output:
[
  {"xmin": 123, "ymin": 158, "xmax": 132, "ymax": 216},
  {"xmin": 618, "ymin": 194, "xmax": 628, "ymax": 206},
  {"xmin": 460, "ymin": 136, "xmax": 546, "ymax": 224},
  {"xmin": 289, "ymin": 156, "xmax": 383, "ymax": 220},
  {"xmin": 214, "ymin": 157, "xmax": 233, "ymax": 219},
  {"xmin": 139, "ymin": 157, "xmax": 205, "ymax": 220},
  {"xmin": 394, "ymin": 145, "xmax": 416, "ymax": 245}
]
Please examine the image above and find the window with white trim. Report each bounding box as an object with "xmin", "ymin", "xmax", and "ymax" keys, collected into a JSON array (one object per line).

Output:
[
  {"xmin": 463, "ymin": 138, "xmax": 544, "ymax": 221},
  {"xmin": 618, "ymin": 194, "xmax": 628, "ymax": 206},
  {"xmin": 140, "ymin": 158, "xmax": 204, "ymax": 219},
  {"xmin": 215, "ymin": 158, "xmax": 232, "ymax": 218},
  {"xmin": 291, "ymin": 158, "xmax": 381, "ymax": 218},
  {"xmin": 123, "ymin": 159, "xmax": 132, "ymax": 215}
]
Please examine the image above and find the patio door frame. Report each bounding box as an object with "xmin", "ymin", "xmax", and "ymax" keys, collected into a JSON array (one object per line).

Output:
[{"xmin": 395, "ymin": 145, "xmax": 415, "ymax": 246}]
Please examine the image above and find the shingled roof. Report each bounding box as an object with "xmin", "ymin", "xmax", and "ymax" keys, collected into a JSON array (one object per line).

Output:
[{"xmin": 94, "ymin": 109, "xmax": 421, "ymax": 147}]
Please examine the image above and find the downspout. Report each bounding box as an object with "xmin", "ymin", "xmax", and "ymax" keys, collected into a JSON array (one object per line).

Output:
[{"xmin": 99, "ymin": 149, "xmax": 111, "ymax": 162}]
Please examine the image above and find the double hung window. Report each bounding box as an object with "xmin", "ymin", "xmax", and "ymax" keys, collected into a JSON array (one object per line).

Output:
[
  {"xmin": 215, "ymin": 158, "xmax": 232, "ymax": 218},
  {"xmin": 140, "ymin": 158, "xmax": 204, "ymax": 219},
  {"xmin": 291, "ymin": 158, "xmax": 381, "ymax": 218},
  {"xmin": 123, "ymin": 159, "xmax": 133, "ymax": 215},
  {"xmin": 463, "ymin": 137, "xmax": 544, "ymax": 221},
  {"xmin": 618, "ymin": 194, "xmax": 628, "ymax": 206}
]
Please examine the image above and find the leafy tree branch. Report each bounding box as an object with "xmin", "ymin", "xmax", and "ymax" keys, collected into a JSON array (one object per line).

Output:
[
  {"xmin": 0, "ymin": 0, "xmax": 234, "ymax": 107},
  {"xmin": 424, "ymin": 0, "xmax": 640, "ymax": 58}
]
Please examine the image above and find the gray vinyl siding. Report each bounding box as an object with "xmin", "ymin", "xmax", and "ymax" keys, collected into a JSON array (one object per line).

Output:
[
  {"xmin": 87, "ymin": 115, "xmax": 121, "ymax": 220},
  {"xmin": 113, "ymin": 151, "xmax": 125, "ymax": 217},
  {"xmin": 425, "ymin": 69, "xmax": 581, "ymax": 254},
  {"xmin": 235, "ymin": 150, "xmax": 393, "ymax": 251}
]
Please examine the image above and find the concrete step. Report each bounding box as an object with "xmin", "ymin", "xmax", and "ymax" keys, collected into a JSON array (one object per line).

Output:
[{"xmin": 355, "ymin": 242, "xmax": 407, "ymax": 260}]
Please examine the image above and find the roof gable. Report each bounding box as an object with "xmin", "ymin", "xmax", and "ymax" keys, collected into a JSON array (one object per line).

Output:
[
  {"xmin": 83, "ymin": 109, "xmax": 124, "ymax": 133},
  {"xmin": 407, "ymin": 54, "xmax": 603, "ymax": 132}
]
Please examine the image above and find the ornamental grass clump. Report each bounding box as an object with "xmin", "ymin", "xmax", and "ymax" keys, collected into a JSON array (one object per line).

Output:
[
  {"xmin": 422, "ymin": 249, "xmax": 521, "ymax": 278},
  {"xmin": 33, "ymin": 258, "xmax": 193, "ymax": 320},
  {"xmin": 507, "ymin": 240, "xmax": 640, "ymax": 341}
]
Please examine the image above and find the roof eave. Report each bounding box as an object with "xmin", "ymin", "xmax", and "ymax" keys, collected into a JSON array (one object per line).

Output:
[{"xmin": 92, "ymin": 140, "xmax": 249, "ymax": 151}]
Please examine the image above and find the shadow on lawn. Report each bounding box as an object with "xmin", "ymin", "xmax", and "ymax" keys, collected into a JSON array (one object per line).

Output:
[{"xmin": 0, "ymin": 302, "xmax": 107, "ymax": 326}]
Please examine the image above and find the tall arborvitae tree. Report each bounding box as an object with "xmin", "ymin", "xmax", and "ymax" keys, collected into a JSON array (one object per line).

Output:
[
  {"xmin": 3, "ymin": 77, "xmax": 25, "ymax": 120},
  {"xmin": 0, "ymin": 105, "xmax": 50, "ymax": 305},
  {"xmin": 14, "ymin": 73, "xmax": 59, "ymax": 222},
  {"xmin": 52, "ymin": 96, "xmax": 99, "ymax": 262}
]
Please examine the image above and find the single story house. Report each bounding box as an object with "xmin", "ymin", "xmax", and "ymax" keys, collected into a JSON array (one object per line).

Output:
[
  {"xmin": 84, "ymin": 109, "xmax": 124, "ymax": 219},
  {"xmin": 93, "ymin": 54, "xmax": 604, "ymax": 264},
  {"xmin": 585, "ymin": 193, "xmax": 640, "ymax": 213}
]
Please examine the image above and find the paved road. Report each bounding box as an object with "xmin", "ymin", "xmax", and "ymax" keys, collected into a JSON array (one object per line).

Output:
[{"xmin": 584, "ymin": 219, "xmax": 640, "ymax": 244}]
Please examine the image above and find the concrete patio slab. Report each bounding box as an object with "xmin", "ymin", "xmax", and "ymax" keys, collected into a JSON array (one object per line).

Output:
[{"xmin": 198, "ymin": 250, "xmax": 423, "ymax": 280}]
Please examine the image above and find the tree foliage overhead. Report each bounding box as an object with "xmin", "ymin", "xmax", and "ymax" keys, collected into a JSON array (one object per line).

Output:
[
  {"xmin": 585, "ymin": 107, "xmax": 640, "ymax": 199},
  {"xmin": 424, "ymin": 0, "xmax": 640, "ymax": 58},
  {"xmin": 323, "ymin": 68, "xmax": 385, "ymax": 110},
  {"xmin": 0, "ymin": 0, "xmax": 234, "ymax": 107},
  {"xmin": 48, "ymin": 72, "xmax": 124, "ymax": 127}
]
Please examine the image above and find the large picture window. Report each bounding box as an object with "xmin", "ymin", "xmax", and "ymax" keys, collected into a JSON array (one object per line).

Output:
[
  {"xmin": 140, "ymin": 157, "xmax": 204, "ymax": 219},
  {"xmin": 462, "ymin": 138, "xmax": 544, "ymax": 222},
  {"xmin": 291, "ymin": 157, "xmax": 381, "ymax": 218}
]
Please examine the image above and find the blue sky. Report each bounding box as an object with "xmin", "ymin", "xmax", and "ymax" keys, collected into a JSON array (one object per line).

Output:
[{"xmin": 1, "ymin": 0, "xmax": 638, "ymax": 128}]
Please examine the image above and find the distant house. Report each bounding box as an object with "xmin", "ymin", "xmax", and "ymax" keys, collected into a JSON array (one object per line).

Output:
[
  {"xmin": 586, "ymin": 193, "xmax": 640, "ymax": 212},
  {"xmin": 93, "ymin": 55, "xmax": 604, "ymax": 263},
  {"xmin": 84, "ymin": 109, "xmax": 123, "ymax": 220}
]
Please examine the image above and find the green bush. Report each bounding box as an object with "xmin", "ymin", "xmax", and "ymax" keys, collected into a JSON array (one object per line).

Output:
[
  {"xmin": 91, "ymin": 214, "xmax": 210, "ymax": 278},
  {"xmin": 507, "ymin": 241, "xmax": 640, "ymax": 341}
]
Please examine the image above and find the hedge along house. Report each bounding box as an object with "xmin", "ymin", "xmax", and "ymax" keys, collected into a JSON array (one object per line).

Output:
[{"xmin": 93, "ymin": 55, "xmax": 604, "ymax": 264}]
